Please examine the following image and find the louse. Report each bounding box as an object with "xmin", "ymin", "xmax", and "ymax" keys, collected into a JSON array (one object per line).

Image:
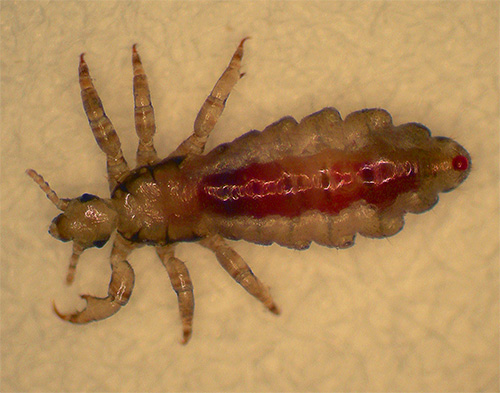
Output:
[{"xmin": 27, "ymin": 39, "xmax": 471, "ymax": 344}]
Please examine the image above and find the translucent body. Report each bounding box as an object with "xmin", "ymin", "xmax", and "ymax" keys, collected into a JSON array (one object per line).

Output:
[
  {"xmin": 110, "ymin": 107, "xmax": 470, "ymax": 251},
  {"xmin": 27, "ymin": 40, "xmax": 470, "ymax": 344}
]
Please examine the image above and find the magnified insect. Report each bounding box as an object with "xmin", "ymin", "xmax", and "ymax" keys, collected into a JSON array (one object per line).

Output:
[{"xmin": 27, "ymin": 38, "xmax": 471, "ymax": 344}]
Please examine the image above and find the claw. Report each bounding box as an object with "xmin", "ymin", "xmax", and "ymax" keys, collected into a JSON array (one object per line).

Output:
[
  {"xmin": 267, "ymin": 302, "xmax": 281, "ymax": 315},
  {"xmin": 181, "ymin": 327, "xmax": 192, "ymax": 345},
  {"xmin": 239, "ymin": 36, "xmax": 251, "ymax": 48},
  {"xmin": 52, "ymin": 295, "xmax": 122, "ymax": 324},
  {"xmin": 53, "ymin": 254, "xmax": 135, "ymax": 324}
]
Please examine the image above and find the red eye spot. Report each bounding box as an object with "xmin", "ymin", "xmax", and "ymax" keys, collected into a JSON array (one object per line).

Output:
[{"xmin": 452, "ymin": 155, "xmax": 469, "ymax": 171}]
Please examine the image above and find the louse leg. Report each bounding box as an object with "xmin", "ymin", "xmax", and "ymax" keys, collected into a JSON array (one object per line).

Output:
[
  {"xmin": 170, "ymin": 38, "xmax": 249, "ymax": 157},
  {"xmin": 199, "ymin": 235, "xmax": 280, "ymax": 315},
  {"xmin": 156, "ymin": 245, "xmax": 194, "ymax": 344},
  {"xmin": 54, "ymin": 234, "xmax": 136, "ymax": 323},
  {"xmin": 132, "ymin": 44, "xmax": 158, "ymax": 167},
  {"xmin": 79, "ymin": 54, "xmax": 129, "ymax": 192}
]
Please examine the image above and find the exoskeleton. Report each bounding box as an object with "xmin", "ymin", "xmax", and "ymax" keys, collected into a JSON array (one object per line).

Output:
[{"xmin": 27, "ymin": 39, "xmax": 471, "ymax": 344}]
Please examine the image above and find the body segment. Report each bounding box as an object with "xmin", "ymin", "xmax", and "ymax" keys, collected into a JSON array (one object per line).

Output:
[{"xmin": 27, "ymin": 40, "xmax": 470, "ymax": 344}]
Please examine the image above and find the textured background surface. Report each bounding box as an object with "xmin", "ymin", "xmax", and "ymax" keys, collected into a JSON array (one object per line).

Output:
[{"xmin": 2, "ymin": 1, "xmax": 498, "ymax": 391}]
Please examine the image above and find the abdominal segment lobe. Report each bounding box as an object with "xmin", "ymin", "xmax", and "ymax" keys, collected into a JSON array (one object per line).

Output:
[{"xmin": 199, "ymin": 149, "xmax": 419, "ymax": 218}]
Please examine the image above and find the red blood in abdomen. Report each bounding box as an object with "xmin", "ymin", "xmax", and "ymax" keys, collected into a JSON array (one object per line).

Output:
[{"xmin": 198, "ymin": 151, "xmax": 418, "ymax": 218}]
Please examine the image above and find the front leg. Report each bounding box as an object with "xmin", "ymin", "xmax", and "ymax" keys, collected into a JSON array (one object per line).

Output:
[
  {"xmin": 132, "ymin": 44, "xmax": 158, "ymax": 167},
  {"xmin": 79, "ymin": 54, "xmax": 129, "ymax": 191},
  {"xmin": 170, "ymin": 38, "xmax": 248, "ymax": 157},
  {"xmin": 54, "ymin": 234, "xmax": 136, "ymax": 323}
]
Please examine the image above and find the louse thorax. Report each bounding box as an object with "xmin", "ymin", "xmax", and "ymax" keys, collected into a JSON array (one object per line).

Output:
[
  {"xmin": 111, "ymin": 157, "xmax": 201, "ymax": 245},
  {"xmin": 49, "ymin": 194, "xmax": 118, "ymax": 249}
]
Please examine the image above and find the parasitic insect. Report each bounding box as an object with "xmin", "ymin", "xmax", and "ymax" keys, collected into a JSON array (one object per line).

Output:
[{"xmin": 27, "ymin": 39, "xmax": 471, "ymax": 344}]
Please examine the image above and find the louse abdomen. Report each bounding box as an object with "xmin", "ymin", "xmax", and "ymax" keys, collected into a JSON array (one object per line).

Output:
[{"xmin": 198, "ymin": 149, "xmax": 420, "ymax": 218}]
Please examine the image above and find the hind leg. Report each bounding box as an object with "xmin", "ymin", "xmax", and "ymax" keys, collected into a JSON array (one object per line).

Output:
[
  {"xmin": 132, "ymin": 45, "xmax": 158, "ymax": 167},
  {"xmin": 199, "ymin": 235, "xmax": 280, "ymax": 315},
  {"xmin": 170, "ymin": 38, "xmax": 249, "ymax": 157}
]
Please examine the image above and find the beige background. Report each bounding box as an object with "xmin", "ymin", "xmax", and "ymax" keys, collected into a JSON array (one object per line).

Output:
[{"xmin": 2, "ymin": 1, "xmax": 498, "ymax": 391}]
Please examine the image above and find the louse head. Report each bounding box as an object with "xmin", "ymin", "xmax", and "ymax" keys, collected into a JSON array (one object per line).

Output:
[
  {"xmin": 49, "ymin": 193, "xmax": 117, "ymax": 249},
  {"xmin": 26, "ymin": 169, "xmax": 118, "ymax": 250},
  {"xmin": 428, "ymin": 136, "xmax": 471, "ymax": 193}
]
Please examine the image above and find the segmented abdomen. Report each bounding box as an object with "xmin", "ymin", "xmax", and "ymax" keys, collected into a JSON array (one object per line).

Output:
[
  {"xmin": 198, "ymin": 149, "xmax": 419, "ymax": 218},
  {"xmin": 180, "ymin": 108, "xmax": 469, "ymax": 249}
]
